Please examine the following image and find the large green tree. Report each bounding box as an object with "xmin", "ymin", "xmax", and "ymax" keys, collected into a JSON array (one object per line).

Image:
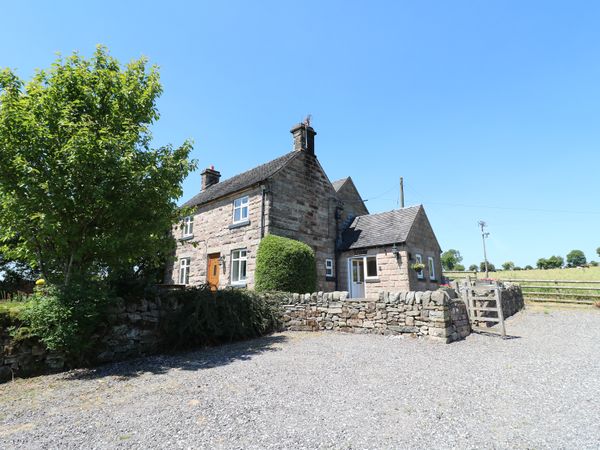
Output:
[
  {"xmin": 566, "ymin": 250, "xmax": 586, "ymax": 268},
  {"xmin": 0, "ymin": 46, "xmax": 195, "ymax": 285},
  {"xmin": 441, "ymin": 249, "xmax": 463, "ymax": 271}
]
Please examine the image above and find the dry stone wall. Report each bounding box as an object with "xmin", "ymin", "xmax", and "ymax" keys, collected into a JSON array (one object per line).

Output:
[
  {"xmin": 0, "ymin": 295, "xmax": 174, "ymax": 382},
  {"xmin": 279, "ymin": 288, "xmax": 471, "ymax": 343},
  {"xmin": 4, "ymin": 285, "xmax": 518, "ymax": 382}
]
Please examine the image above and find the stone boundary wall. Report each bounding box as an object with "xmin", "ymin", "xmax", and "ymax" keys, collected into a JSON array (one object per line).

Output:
[
  {"xmin": 1, "ymin": 288, "xmax": 476, "ymax": 382},
  {"xmin": 279, "ymin": 289, "xmax": 471, "ymax": 343},
  {"xmin": 0, "ymin": 296, "xmax": 173, "ymax": 382}
]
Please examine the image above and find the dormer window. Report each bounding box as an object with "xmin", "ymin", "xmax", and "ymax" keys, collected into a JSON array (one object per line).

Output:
[
  {"xmin": 182, "ymin": 216, "xmax": 194, "ymax": 238},
  {"xmin": 233, "ymin": 196, "xmax": 249, "ymax": 224}
]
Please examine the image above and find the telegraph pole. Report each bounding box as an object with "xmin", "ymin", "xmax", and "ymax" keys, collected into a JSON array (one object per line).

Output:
[{"xmin": 478, "ymin": 220, "xmax": 490, "ymax": 278}]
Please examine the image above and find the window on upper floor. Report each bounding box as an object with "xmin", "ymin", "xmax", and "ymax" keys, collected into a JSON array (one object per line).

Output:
[
  {"xmin": 428, "ymin": 256, "xmax": 436, "ymax": 280},
  {"xmin": 415, "ymin": 254, "xmax": 424, "ymax": 279},
  {"xmin": 179, "ymin": 258, "xmax": 190, "ymax": 284},
  {"xmin": 182, "ymin": 216, "xmax": 194, "ymax": 238},
  {"xmin": 325, "ymin": 258, "xmax": 334, "ymax": 277},
  {"xmin": 231, "ymin": 248, "xmax": 247, "ymax": 285},
  {"xmin": 233, "ymin": 196, "xmax": 249, "ymax": 224}
]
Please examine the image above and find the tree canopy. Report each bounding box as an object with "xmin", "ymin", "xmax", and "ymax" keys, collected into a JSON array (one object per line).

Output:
[
  {"xmin": 536, "ymin": 255, "xmax": 564, "ymax": 270},
  {"xmin": 441, "ymin": 249, "xmax": 462, "ymax": 271},
  {"xmin": 0, "ymin": 46, "xmax": 195, "ymax": 285},
  {"xmin": 501, "ymin": 261, "xmax": 515, "ymax": 271},
  {"xmin": 566, "ymin": 250, "xmax": 586, "ymax": 268}
]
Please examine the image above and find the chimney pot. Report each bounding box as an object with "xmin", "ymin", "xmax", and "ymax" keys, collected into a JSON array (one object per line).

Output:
[
  {"xmin": 290, "ymin": 123, "xmax": 317, "ymax": 155},
  {"xmin": 201, "ymin": 167, "xmax": 221, "ymax": 191}
]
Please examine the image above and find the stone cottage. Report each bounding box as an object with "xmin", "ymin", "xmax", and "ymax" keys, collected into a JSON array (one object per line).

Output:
[{"xmin": 166, "ymin": 122, "xmax": 442, "ymax": 297}]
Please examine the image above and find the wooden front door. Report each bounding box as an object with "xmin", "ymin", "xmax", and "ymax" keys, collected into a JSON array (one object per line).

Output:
[{"xmin": 207, "ymin": 253, "xmax": 220, "ymax": 290}]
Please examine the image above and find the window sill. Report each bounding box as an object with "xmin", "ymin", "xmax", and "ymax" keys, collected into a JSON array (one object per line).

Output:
[
  {"xmin": 229, "ymin": 283, "xmax": 248, "ymax": 289},
  {"xmin": 325, "ymin": 276, "xmax": 336, "ymax": 282},
  {"xmin": 179, "ymin": 235, "xmax": 194, "ymax": 241},
  {"xmin": 229, "ymin": 220, "xmax": 251, "ymax": 230},
  {"xmin": 365, "ymin": 278, "xmax": 380, "ymax": 283}
]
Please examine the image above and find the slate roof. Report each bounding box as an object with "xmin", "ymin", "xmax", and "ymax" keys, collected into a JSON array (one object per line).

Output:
[
  {"xmin": 340, "ymin": 205, "xmax": 422, "ymax": 250},
  {"xmin": 332, "ymin": 177, "xmax": 349, "ymax": 192},
  {"xmin": 182, "ymin": 151, "xmax": 299, "ymax": 208}
]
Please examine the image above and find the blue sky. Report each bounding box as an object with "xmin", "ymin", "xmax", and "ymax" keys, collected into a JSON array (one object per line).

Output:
[{"xmin": 2, "ymin": 1, "xmax": 599, "ymax": 268}]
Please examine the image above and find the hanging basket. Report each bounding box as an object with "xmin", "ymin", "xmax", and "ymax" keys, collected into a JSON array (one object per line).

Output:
[{"xmin": 410, "ymin": 263, "xmax": 425, "ymax": 272}]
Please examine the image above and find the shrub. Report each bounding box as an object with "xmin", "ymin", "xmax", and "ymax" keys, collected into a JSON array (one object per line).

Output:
[
  {"xmin": 454, "ymin": 264, "xmax": 465, "ymax": 271},
  {"xmin": 524, "ymin": 265, "xmax": 534, "ymax": 270},
  {"xmin": 468, "ymin": 264, "xmax": 478, "ymax": 272},
  {"xmin": 160, "ymin": 285, "xmax": 282, "ymax": 349},
  {"xmin": 16, "ymin": 284, "xmax": 109, "ymax": 361},
  {"xmin": 255, "ymin": 235, "xmax": 316, "ymax": 293}
]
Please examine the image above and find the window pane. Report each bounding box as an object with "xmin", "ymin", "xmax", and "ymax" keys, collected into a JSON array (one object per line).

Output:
[
  {"xmin": 366, "ymin": 257, "xmax": 377, "ymax": 277},
  {"xmin": 240, "ymin": 260, "xmax": 247, "ymax": 280},
  {"xmin": 234, "ymin": 198, "xmax": 241, "ymax": 207},
  {"xmin": 232, "ymin": 260, "xmax": 239, "ymax": 282},
  {"xmin": 241, "ymin": 206, "xmax": 248, "ymax": 220},
  {"xmin": 234, "ymin": 208, "xmax": 241, "ymax": 222}
]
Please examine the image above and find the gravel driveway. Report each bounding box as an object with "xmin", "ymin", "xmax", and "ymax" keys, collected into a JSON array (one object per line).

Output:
[{"xmin": 1, "ymin": 307, "xmax": 599, "ymax": 449}]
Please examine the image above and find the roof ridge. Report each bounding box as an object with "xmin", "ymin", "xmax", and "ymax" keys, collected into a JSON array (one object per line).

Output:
[
  {"xmin": 182, "ymin": 150, "xmax": 298, "ymax": 208},
  {"xmin": 353, "ymin": 204, "xmax": 421, "ymax": 219}
]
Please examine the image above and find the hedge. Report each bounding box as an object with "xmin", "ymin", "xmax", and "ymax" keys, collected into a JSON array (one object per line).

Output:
[
  {"xmin": 254, "ymin": 234, "xmax": 316, "ymax": 293},
  {"xmin": 160, "ymin": 286, "xmax": 282, "ymax": 349}
]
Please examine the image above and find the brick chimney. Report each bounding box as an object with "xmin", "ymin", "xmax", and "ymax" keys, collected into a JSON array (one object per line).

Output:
[
  {"xmin": 201, "ymin": 166, "xmax": 221, "ymax": 191},
  {"xmin": 291, "ymin": 122, "xmax": 316, "ymax": 156}
]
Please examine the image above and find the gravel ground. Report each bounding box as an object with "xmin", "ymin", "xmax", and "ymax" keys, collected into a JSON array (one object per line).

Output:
[{"xmin": 1, "ymin": 307, "xmax": 599, "ymax": 449}]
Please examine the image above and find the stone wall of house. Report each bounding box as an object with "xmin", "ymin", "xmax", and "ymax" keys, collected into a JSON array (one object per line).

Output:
[
  {"xmin": 267, "ymin": 151, "xmax": 339, "ymax": 291},
  {"xmin": 279, "ymin": 288, "xmax": 471, "ymax": 343},
  {"xmin": 404, "ymin": 208, "xmax": 443, "ymax": 291},
  {"xmin": 335, "ymin": 178, "xmax": 369, "ymax": 235},
  {"xmin": 167, "ymin": 185, "xmax": 266, "ymax": 289},
  {"xmin": 338, "ymin": 247, "xmax": 412, "ymax": 297}
]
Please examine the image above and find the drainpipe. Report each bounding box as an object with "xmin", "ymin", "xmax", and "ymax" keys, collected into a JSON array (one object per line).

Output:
[
  {"xmin": 334, "ymin": 204, "xmax": 342, "ymax": 291},
  {"xmin": 260, "ymin": 184, "xmax": 269, "ymax": 238}
]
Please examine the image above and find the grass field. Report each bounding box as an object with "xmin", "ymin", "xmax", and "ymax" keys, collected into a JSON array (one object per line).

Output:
[
  {"xmin": 445, "ymin": 266, "xmax": 600, "ymax": 281},
  {"xmin": 444, "ymin": 267, "xmax": 600, "ymax": 304}
]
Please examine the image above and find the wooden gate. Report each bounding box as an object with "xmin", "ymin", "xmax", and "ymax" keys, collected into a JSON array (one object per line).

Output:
[{"xmin": 463, "ymin": 281, "xmax": 507, "ymax": 337}]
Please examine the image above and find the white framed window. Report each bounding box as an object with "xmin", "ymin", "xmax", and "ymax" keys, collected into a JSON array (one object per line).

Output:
[
  {"xmin": 232, "ymin": 196, "xmax": 249, "ymax": 224},
  {"xmin": 428, "ymin": 256, "xmax": 436, "ymax": 280},
  {"xmin": 415, "ymin": 254, "xmax": 424, "ymax": 279},
  {"xmin": 365, "ymin": 256, "xmax": 378, "ymax": 279},
  {"xmin": 231, "ymin": 249, "xmax": 247, "ymax": 285},
  {"xmin": 325, "ymin": 258, "xmax": 334, "ymax": 277},
  {"xmin": 179, "ymin": 258, "xmax": 190, "ymax": 284},
  {"xmin": 182, "ymin": 215, "xmax": 194, "ymax": 237}
]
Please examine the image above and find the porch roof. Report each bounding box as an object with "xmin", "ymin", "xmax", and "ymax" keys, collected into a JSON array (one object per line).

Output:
[{"xmin": 340, "ymin": 205, "xmax": 421, "ymax": 250}]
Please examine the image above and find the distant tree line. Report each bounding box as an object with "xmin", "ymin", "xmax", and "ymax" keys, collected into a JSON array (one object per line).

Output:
[{"xmin": 441, "ymin": 247, "xmax": 600, "ymax": 272}]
